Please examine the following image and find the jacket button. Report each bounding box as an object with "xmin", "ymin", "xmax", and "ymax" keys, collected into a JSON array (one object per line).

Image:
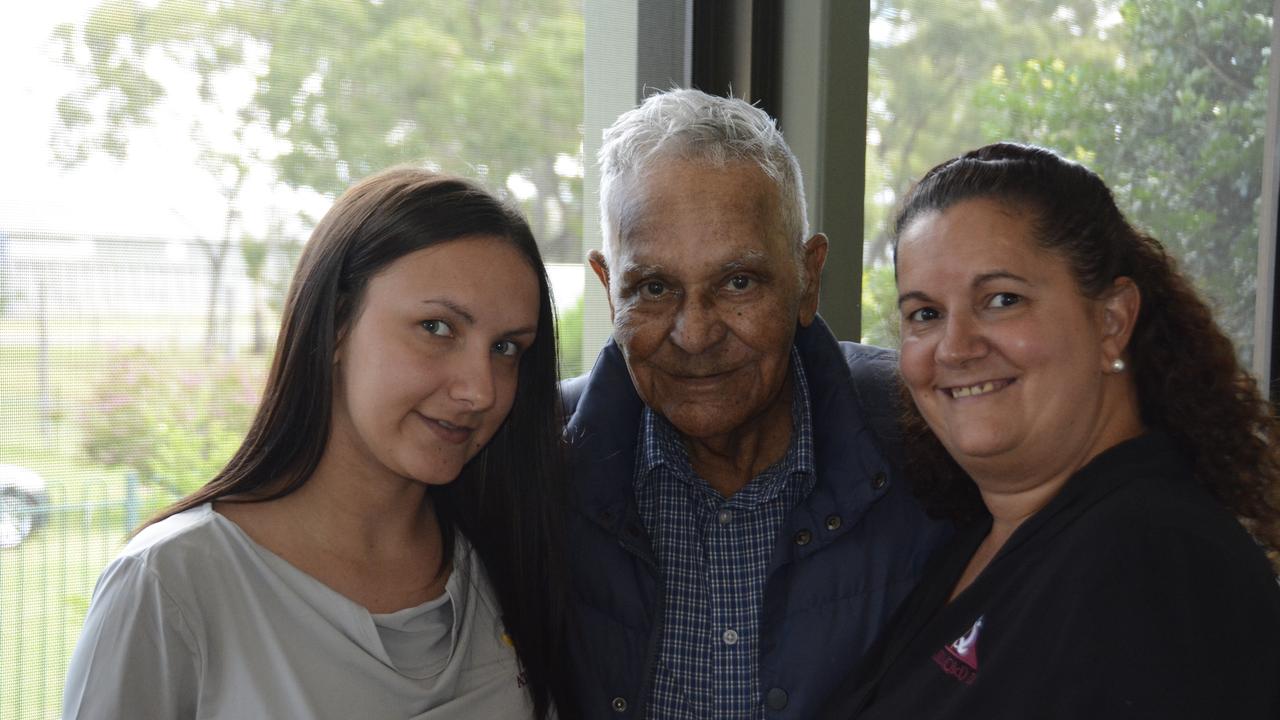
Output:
[
  {"xmin": 765, "ymin": 687, "xmax": 788, "ymax": 710},
  {"xmin": 825, "ymin": 514, "xmax": 842, "ymax": 531},
  {"xmin": 793, "ymin": 529, "xmax": 812, "ymax": 546},
  {"xmin": 871, "ymin": 471, "xmax": 887, "ymax": 490},
  {"xmin": 611, "ymin": 696, "xmax": 628, "ymax": 713}
]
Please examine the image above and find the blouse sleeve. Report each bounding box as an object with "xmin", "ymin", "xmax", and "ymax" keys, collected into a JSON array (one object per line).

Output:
[{"xmin": 62, "ymin": 555, "xmax": 201, "ymax": 720}]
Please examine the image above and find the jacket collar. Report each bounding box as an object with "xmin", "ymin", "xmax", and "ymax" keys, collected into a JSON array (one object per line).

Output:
[{"xmin": 566, "ymin": 316, "xmax": 896, "ymax": 550}]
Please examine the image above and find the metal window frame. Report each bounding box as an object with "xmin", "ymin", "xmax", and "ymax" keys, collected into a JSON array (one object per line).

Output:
[
  {"xmin": 688, "ymin": 0, "xmax": 870, "ymax": 342},
  {"xmin": 1255, "ymin": 0, "xmax": 1280, "ymax": 403},
  {"xmin": 580, "ymin": 0, "xmax": 693, "ymax": 367},
  {"xmin": 608, "ymin": 2, "xmax": 1280, "ymax": 372}
]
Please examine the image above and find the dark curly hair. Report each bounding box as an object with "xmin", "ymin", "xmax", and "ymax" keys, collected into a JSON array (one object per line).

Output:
[{"xmin": 892, "ymin": 142, "xmax": 1280, "ymax": 564}]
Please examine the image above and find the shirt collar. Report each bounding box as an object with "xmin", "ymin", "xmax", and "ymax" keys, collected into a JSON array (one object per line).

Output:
[{"xmin": 635, "ymin": 347, "xmax": 816, "ymax": 499}]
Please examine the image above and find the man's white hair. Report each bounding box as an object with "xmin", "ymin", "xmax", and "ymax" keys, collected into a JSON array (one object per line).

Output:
[{"xmin": 597, "ymin": 88, "xmax": 809, "ymax": 263}]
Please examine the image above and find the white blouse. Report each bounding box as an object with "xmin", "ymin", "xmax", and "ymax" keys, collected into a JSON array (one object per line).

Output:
[{"xmin": 62, "ymin": 503, "xmax": 534, "ymax": 719}]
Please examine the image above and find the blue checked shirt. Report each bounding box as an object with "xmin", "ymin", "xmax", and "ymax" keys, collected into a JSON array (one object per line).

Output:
[{"xmin": 634, "ymin": 350, "xmax": 816, "ymax": 719}]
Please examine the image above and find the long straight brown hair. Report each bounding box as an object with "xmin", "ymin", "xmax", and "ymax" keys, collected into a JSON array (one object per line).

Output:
[{"xmin": 154, "ymin": 166, "xmax": 575, "ymax": 719}]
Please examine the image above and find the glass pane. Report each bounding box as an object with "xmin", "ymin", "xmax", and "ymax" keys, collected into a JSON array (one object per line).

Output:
[
  {"xmin": 863, "ymin": 0, "xmax": 1272, "ymax": 366},
  {"xmin": 0, "ymin": 1, "xmax": 583, "ymax": 716}
]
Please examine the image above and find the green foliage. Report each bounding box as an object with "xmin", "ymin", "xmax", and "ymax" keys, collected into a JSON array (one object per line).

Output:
[
  {"xmin": 860, "ymin": 263, "xmax": 901, "ymax": 350},
  {"xmin": 1, "ymin": 522, "xmax": 123, "ymax": 719},
  {"xmin": 80, "ymin": 350, "xmax": 264, "ymax": 496},
  {"xmin": 240, "ymin": 235, "xmax": 268, "ymax": 284},
  {"xmin": 53, "ymin": 0, "xmax": 585, "ymax": 261},
  {"xmin": 865, "ymin": 0, "xmax": 1269, "ymax": 360},
  {"xmin": 556, "ymin": 295, "xmax": 584, "ymax": 379}
]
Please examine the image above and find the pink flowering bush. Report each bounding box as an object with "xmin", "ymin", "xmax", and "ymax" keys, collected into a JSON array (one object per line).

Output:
[{"xmin": 81, "ymin": 349, "xmax": 266, "ymax": 495}]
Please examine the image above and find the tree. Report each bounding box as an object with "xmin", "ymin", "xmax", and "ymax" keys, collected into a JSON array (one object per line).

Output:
[
  {"xmin": 52, "ymin": 0, "xmax": 270, "ymax": 358},
  {"xmin": 974, "ymin": 0, "xmax": 1270, "ymax": 358},
  {"xmin": 239, "ymin": 231, "xmax": 269, "ymax": 355},
  {"xmin": 865, "ymin": 0, "xmax": 1121, "ymax": 263},
  {"xmin": 863, "ymin": 0, "xmax": 1269, "ymax": 360},
  {"xmin": 53, "ymin": 0, "xmax": 585, "ymax": 263},
  {"xmin": 0, "ymin": 231, "xmax": 12, "ymax": 317},
  {"xmin": 82, "ymin": 349, "xmax": 265, "ymax": 497}
]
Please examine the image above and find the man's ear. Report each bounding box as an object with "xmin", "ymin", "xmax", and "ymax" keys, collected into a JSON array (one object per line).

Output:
[
  {"xmin": 587, "ymin": 249, "xmax": 616, "ymax": 319},
  {"xmin": 798, "ymin": 233, "xmax": 829, "ymax": 327},
  {"xmin": 1099, "ymin": 276, "xmax": 1141, "ymax": 371}
]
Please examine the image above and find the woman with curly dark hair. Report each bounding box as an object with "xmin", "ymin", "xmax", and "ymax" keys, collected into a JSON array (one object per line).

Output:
[{"xmin": 821, "ymin": 143, "xmax": 1280, "ymax": 719}]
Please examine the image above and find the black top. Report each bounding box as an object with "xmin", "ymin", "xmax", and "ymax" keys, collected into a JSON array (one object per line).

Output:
[{"xmin": 820, "ymin": 432, "xmax": 1280, "ymax": 720}]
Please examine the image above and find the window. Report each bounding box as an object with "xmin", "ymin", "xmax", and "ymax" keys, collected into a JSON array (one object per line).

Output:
[
  {"xmin": 862, "ymin": 0, "xmax": 1274, "ymax": 371},
  {"xmin": 0, "ymin": 1, "xmax": 584, "ymax": 715},
  {"xmin": 4, "ymin": 1, "xmax": 1276, "ymax": 715}
]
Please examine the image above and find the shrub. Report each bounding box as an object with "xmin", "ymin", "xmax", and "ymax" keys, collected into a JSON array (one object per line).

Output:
[{"xmin": 81, "ymin": 349, "xmax": 264, "ymax": 496}]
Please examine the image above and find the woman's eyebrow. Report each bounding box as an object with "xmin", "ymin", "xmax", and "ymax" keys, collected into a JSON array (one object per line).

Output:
[
  {"xmin": 420, "ymin": 298, "xmax": 474, "ymax": 325},
  {"xmin": 897, "ymin": 290, "xmax": 932, "ymax": 307},
  {"xmin": 897, "ymin": 270, "xmax": 1033, "ymax": 307},
  {"xmin": 973, "ymin": 270, "xmax": 1031, "ymax": 287}
]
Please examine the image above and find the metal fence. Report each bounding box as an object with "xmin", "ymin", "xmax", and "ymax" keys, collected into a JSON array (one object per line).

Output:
[{"xmin": 0, "ymin": 500, "xmax": 132, "ymax": 720}]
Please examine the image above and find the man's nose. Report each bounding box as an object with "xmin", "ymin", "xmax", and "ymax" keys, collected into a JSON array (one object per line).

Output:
[
  {"xmin": 669, "ymin": 295, "xmax": 726, "ymax": 354},
  {"xmin": 936, "ymin": 313, "xmax": 989, "ymax": 366}
]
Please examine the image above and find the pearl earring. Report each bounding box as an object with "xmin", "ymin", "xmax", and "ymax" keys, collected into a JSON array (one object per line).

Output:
[{"xmin": 1110, "ymin": 358, "xmax": 1126, "ymax": 373}]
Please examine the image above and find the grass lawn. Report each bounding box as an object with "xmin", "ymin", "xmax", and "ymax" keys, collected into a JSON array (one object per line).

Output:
[
  {"xmin": 0, "ymin": 302, "xmax": 588, "ymax": 717},
  {"xmin": 0, "ymin": 336, "xmax": 267, "ymax": 718},
  {"xmin": 1, "ymin": 518, "xmax": 125, "ymax": 720}
]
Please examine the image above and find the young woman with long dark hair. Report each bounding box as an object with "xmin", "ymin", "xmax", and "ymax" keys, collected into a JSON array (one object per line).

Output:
[{"xmin": 63, "ymin": 167, "xmax": 574, "ymax": 719}]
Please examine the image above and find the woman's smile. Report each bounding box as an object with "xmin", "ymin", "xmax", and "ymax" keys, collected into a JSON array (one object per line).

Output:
[{"xmin": 941, "ymin": 378, "xmax": 1014, "ymax": 399}]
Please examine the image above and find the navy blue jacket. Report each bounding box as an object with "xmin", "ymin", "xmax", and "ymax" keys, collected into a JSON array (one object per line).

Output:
[{"xmin": 561, "ymin": 317, "xmax": 951, "ymax": 719}]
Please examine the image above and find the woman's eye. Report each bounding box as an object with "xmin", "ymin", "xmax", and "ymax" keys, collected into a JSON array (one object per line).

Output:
[
  {"xmin": 906, "ymin": 307, "xmax": 940, "ymax": 322},
  {"xmin": 493, "ymin": 339, "xmax": 521, "ymax": 357},
  {"xmin": 422, "ymin": 319, "xmax": 454, "ymax": 337},
  {"xmin": 986, "ymin": 292, "xmax": 1022, "ymax": 309},
  {"xmin": 727, "ymin": 275, "xmax": 753, "ymax": 291}
]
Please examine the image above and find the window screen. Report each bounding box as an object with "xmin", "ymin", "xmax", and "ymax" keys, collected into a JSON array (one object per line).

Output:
[
  {"xmin": 863, "ymin": 0, "xmax": 1272, "ymax": 366},
  {"xmin": 0, "ymin": 1, "xmax": 583, "ymax": 716}
]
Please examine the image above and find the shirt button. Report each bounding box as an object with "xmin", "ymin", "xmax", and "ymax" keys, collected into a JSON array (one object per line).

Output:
[
  {"xmin": 825, "ymin": 514, "xmax": 842, "ymax": 531},
  {"xmin": 765, "ymin": 687, "xmax": 789, "ymax": 710},
  {"xmin": 722, "ymin": 628, "xmax": 739, "ymax": 645},
  {"xmin": 611, "ymin": 696, "xmax": 628, "ymax": 713},
  {"xmin": 717, "ymin": 509, "xmax": 733, "ymax": 525},
  {"xmin": 794, "ymin": 529, "xmax": 812, "ymax": 546},
  {"xmin": 871, "ymin": 471, "xmax": 888, "ymax": 490}
]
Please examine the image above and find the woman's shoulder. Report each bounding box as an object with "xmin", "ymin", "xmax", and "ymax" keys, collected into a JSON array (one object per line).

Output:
[
  {"xmin": 102, "ymin": 503, "xmax": 255, "ymax": 604},
  {"xmin": 123, "ymin": 503, "xmax": 216, "ymax": 550},
  {"xmin": 116, "ymin": 504, "xmax": 227, "ymax": 571},
  {"xmin": 1087, "ymin": 461, "xmax": 1268, "ymax": 564},
  {"xmin": 1048, "ymin": 460, "xmax": 1280, "ymax": 628}
]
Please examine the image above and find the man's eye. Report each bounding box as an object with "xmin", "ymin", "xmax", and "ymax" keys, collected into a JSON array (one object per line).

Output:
[
  {"xmin": 727, "ymin": 275, "xmax": 753, "ymax": 291},
  {"xmin": 906, "ymin": 307, "xmax": 940, "ymax": 322},
  {"xmin": 642, "ymin": 281, "xmax": 667, "ymax": 298},
  {"xmin": 987, "ymin": 293, "xmax": 1022, "ymax": 309},
  {"xmin": 422, "ymin": 319, "xmax": 454, "ymax": 337}
]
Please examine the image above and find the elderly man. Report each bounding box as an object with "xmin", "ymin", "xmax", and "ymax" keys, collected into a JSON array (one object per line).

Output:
[{"xmin": 562, "ymin": 89, "xmax": 948, "ymax": 719}]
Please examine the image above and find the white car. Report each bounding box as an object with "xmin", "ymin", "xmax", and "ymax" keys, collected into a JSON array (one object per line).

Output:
[{"xmin": 0, "ymin": 464, "xmax": 49, "ymax": 548}]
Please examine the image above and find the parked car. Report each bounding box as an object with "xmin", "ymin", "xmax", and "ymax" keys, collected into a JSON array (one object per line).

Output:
[{"xmin": 0, "ymin": 464, "xmax": 49, "ymax": 548}]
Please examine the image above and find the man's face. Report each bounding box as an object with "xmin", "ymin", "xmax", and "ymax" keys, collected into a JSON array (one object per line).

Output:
[{"xmin": 590, "ymin": 159, "xmax": 825, "ymax": 442}]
